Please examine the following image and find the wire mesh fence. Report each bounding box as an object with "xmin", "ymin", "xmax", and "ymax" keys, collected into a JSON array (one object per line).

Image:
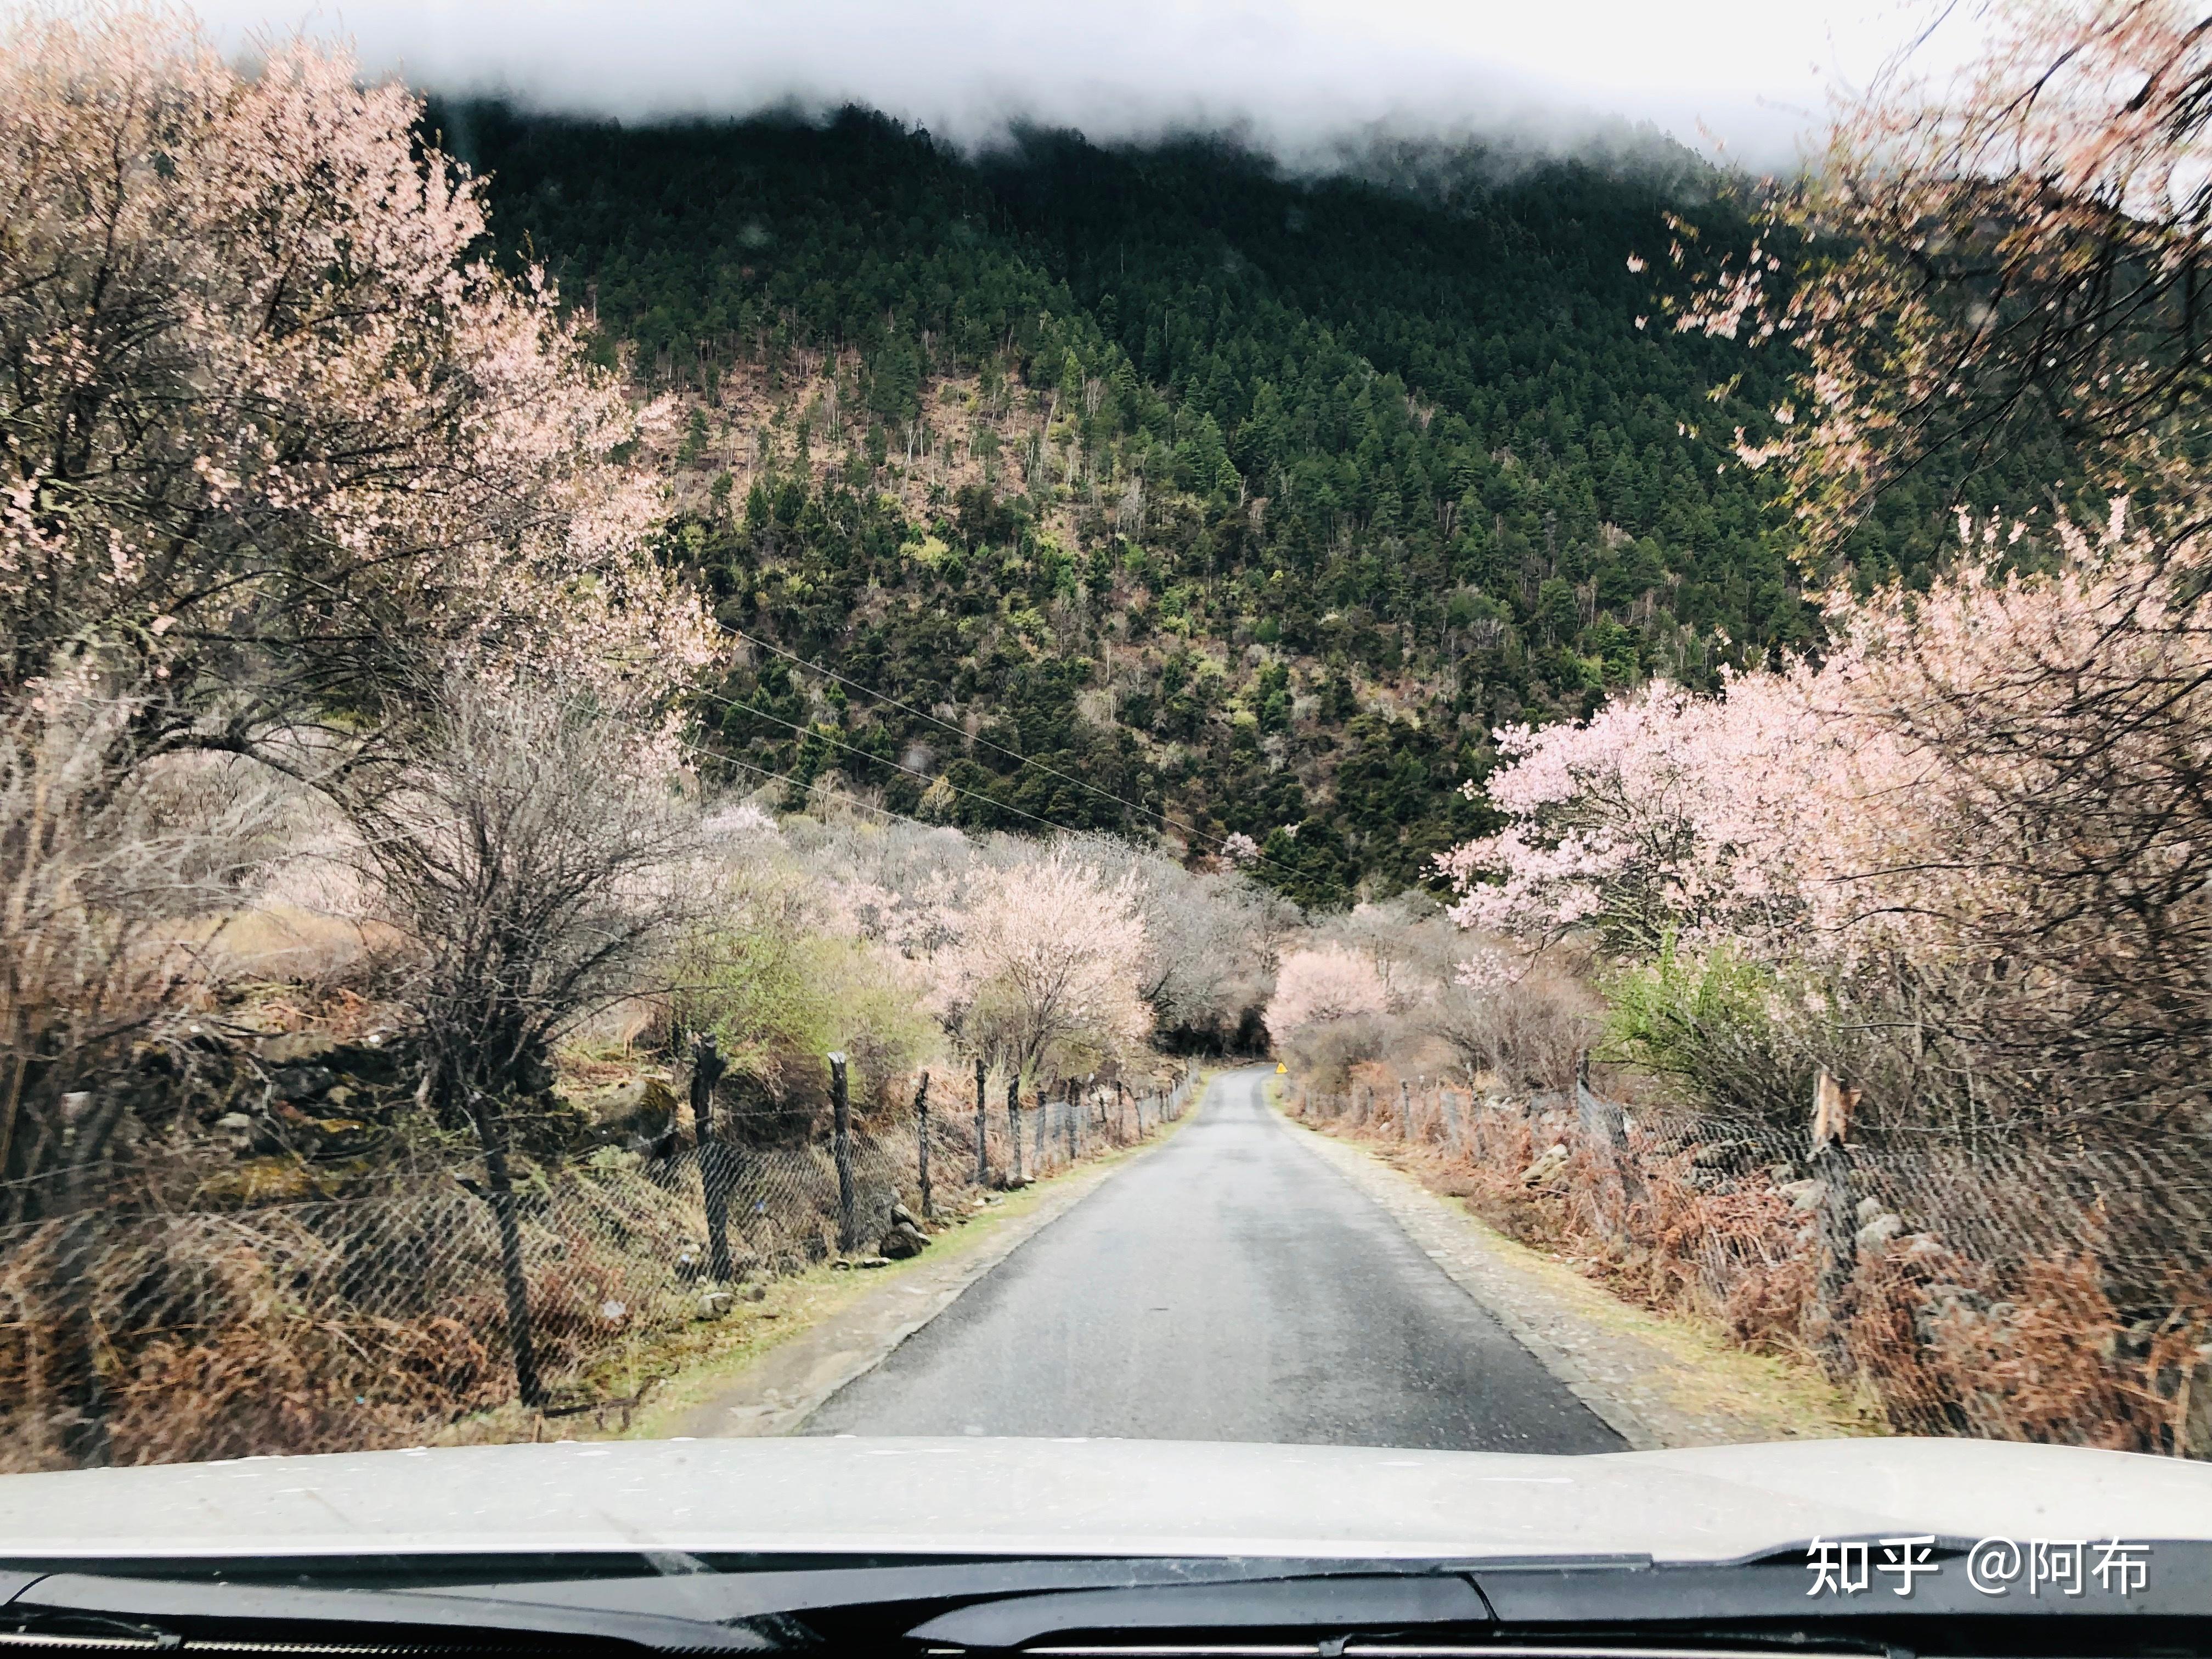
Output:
[
  {"xmin": 0, "ymin": 1066, "xmax": 1198, "ymax": 1471},
  {"xmin": 1286, "ymin": 1069, "xmax": 2212, "ymax": 1458}
]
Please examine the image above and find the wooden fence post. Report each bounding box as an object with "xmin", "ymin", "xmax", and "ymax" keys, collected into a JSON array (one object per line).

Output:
[
  {"xmin": 1810, "ymin": 1067, "xmax": 1862, "ymax": 1375},
  {"xmin": 1007, "ymin": 1073, "xmax": 1023, "ymax": 1184},
  {"xmin": 469, "ymin": 1088, "xmax": 544, "ymax": 1410},
  {"xmin": 828, "ymin": 1052, "xmax": 858, "ymax": 1252},
  {"xmin": 974, "ymin": 1056, "xmax": 989, "ymax": 1187},
  {"xmin": 691, "ymin": 1034, "xmax": 733, "ymax": 1281},
  {"xmin": 54, "ymin": 1092, "xmax": 112, "ymax": 1465},
  {"xmin": 915, "ymin": 1069, "xmax": 932, "ymax": 1220}
]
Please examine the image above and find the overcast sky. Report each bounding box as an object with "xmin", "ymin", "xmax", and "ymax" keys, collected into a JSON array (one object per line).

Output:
[{"xmin": 183, "ymin": 0, "xmax": 1972, "ymax": 168}]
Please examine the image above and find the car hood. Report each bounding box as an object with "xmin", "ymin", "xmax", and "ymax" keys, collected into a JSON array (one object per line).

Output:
[{"xmin": 2, "ymin": 1437, "xmax": 2207, "ymax": 1564}]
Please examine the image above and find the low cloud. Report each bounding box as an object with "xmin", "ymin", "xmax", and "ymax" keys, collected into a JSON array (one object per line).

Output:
[{"xmin": 190, "ymin": 0, "xmax": 1949, "ymax": 169}]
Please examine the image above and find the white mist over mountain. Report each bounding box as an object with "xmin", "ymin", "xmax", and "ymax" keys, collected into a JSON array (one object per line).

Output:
[{"xmin": 187, "ymin": 0, "xmax": 1972, "ymax": 169}]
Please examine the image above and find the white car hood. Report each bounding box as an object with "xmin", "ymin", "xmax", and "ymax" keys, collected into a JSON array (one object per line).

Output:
[{"xmin": 2, "ymin": 1437, "xmax": 2207, "ymax": 1563}]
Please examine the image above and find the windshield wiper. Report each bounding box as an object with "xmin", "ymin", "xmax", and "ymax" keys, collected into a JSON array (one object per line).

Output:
[
  {"xmin": 905, "ymin": 1573, "xmax": 1491, "ymax": 1649},
  {"xmin": 3, "ymin": 1571, "xmax": 776, "ymax": 1652},
  {"xmin": 2, "ymin": 1559, "xmax": 1499, "ymax": 1655}
]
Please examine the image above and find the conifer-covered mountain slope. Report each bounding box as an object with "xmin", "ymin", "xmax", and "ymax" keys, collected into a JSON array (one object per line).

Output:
[{"xmin": 438, "ymin": 105, "xmax": 1982, "ymax": 902}]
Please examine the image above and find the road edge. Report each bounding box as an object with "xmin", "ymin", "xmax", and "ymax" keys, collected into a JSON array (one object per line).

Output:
[
  {"xmin": 1268, "ymin": 1086, "xmax": 1876, "ymax": 1451},
  {"xmin": 657, "ymin": 1079, "xmax": 1210, "ymax": 1440}
]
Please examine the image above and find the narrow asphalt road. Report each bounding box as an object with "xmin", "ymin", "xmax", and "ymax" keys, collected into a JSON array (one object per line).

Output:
[{"xmin": 803, "ymin": 1068, "xmax": 1624, "ymax": 1451}]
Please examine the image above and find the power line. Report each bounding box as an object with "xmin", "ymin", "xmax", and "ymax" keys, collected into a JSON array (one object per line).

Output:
[
  {"xmin": 689, "ymin": 741, "xmax": 930, "ymax": 832},
  {"xmin": 648, "ymin": 692, "xmax": 1357, "ymax": 911},
  {"xmin": 684, "ymin": 678, "xmax": 1091, "ymax": 844},
  {"xmin": 707, "ymin": 620, "xmax": 1352, "ymax": 902},
  {"xmin": 723, "ymin": 621, "xmax": 1169, "ymax": 828}
]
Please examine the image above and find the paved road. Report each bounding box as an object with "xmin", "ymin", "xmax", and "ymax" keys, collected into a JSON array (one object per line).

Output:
[{"xmin": 804, "ymin": 1068, "xmax": 1623, "ymax": 1451}]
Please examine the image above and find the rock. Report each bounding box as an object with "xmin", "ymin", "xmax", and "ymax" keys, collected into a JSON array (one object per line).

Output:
[
  {"xmin": 260, "ymin": 1032, "xmax": 341, "ymax": 1065},
  {"xmin": 856, "ymin": 1255, "xmax": 893, "ymax": 1269},
  {"xmin": 587, "ymin": 1076, "xmax": 682, "ymax": 1140},
  {"xmin": 1690, "ymin": 1138, "xmax": 1758, "ymax": 1171},
  {"xmin": 2182, "ymin": 1346, "xmax": 2212, "ymax": 1460},
  {"xmin": 1855, "ymin": 1195, "xmax": 1886, "ymax": 1225},
  {"xmin": 879, "ymin": 1220, "xmax": 931, "ymax": 1260},
  {"xmin": 213, "ymin": 1111, "xmax": 254, "ymax": 1132},
  {"xmin": 200, "ymin": 1154, "xmax": 318, "ymax": 1205},
  {"xmin": 302, "ymin": 1116, "xmax": 376, "ymax": 1158},
  {"xmin": 1519, "ymin": 1144, "xmax": 1570, "ymax": 1187},
  {"xmin": 695, "ymin": 1290, "xmax": 734, "ymax": 1319},
  {"xmin": 889, "ymin": 1202, "xmax": 921, "ymax": 1228},
  {"xmin": 746, "ymin": 1283, "xmax": 768, "ymax": 1302},
  {"xmin": 1915, "ymin": 1281, "xmax": 1994, "ymax": 1345},
  {"xmin": 1779, "ymin": 1178, "xmax": 1824, "ymax": 1212},
  {"xmin": 1855, "ymin": 1211, "xmax": 1905, "ymax": 1251},
  {"xmin": 273, "ymin": 1064, "xmax": 338, "ymax": 1102}
]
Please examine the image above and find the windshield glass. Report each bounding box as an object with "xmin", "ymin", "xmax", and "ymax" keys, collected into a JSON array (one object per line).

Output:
[{"xmin": 2, "ymin": 0, "xmax": 2208, "ymax": 1585}]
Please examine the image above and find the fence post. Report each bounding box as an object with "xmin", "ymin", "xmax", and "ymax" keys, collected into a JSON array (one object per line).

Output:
[
  {"xmin": 54, "ymin": 1091, "xmax": 112, "ymax": 1466},
  {"xmin": 469, "ymin": 1088, "xmax": 544, "ymax": 1409},
  {"xmin": 1442, "ymin": 1086, "xmax": 1463, "ymax": 1155},
  {"xmin": 829, "ymin": 1051, "xmax": 859, "ymax": 1253},
  {"xmin": 1118, "ymin": 1079, "xmax": 1127, "ymax": 1141},
  {"xmin": 974, "ymin": 1056, "xmax": 989, "ymax": 1187},
  {"xmin": 1809, "ymin": 1067, "xmax": 1862, "ymax": 1375},
  {"xmin": 691, "ymin": 1033, "xmax": 733, "ymax": 1282},
  {"xmin": 1574, "ymin": 1049, "xmax": 1624, "ymax": 1145},
  {"xmin": 1399, "ymin": 1080, "xmax": 1412, "ymax": 1142},
  {"xmin": 1007, "ymin": 1073, "xmax": 1023, "ymax": 1184},
  {"xmin": 915, "ymin": 1069, "xmax": 932, "ymax": 1220}
]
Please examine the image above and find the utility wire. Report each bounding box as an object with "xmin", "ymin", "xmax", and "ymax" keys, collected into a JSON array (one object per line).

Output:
[
  {"xmin": 644, "ymin": 692, "xmax": 1358, "ymax": 913},
  {"xmin": 706, "ymin": 620, "xmax": 1350, "ymax": 902},
  {"xmin": 684, "ymin": 679, "xmax": 1085, "ymax": 844},
  {"xmin": 723, "ymin": 619, "xmax": 1235, "ymax": 855},
  {"xmin": 688, "ymin": 740, "xmax": 932, "ymax": 832}
]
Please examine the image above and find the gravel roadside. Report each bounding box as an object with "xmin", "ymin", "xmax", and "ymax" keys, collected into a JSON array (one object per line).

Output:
[{"xmin": 1282, "ymin": 1101, "xmax": 1881, "ymax": 1451}]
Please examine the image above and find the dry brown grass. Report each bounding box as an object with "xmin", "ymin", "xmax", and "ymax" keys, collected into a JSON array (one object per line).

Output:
[{"xmin": 1296, "ymin": 1066, "xmax": 2212, "ymax": 1458}]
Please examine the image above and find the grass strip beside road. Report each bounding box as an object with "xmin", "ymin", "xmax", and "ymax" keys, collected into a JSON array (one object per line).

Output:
[{"xmin": 620, "ymin": 1085, "xmax": 1206, "ymax": 1441}]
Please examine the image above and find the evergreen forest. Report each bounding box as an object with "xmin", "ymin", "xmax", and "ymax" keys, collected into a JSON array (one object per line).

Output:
[{"xmin": 442, "ymin": 104, "xmax": 2033, "ymax": 901}]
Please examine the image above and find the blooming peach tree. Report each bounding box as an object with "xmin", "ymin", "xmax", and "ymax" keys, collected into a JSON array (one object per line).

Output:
[
  {"xmin": 1261, "ymin": 944, "xmax": 1390, "ymax": 1049},
  {"xmin": 1440, "ymin": 503, "xmax": 2212, "ymax": 1130},
  {"xmin": 1665, "ymin": 0, "xmax": 2212, "ymax": 560},
  {"xmin": 0, "ymin": 7, "xmax": 712, "ymax": 752},
  {"xmin": 925, "ymin": 850, "xmax": 1153, "ymax": 1083}
]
